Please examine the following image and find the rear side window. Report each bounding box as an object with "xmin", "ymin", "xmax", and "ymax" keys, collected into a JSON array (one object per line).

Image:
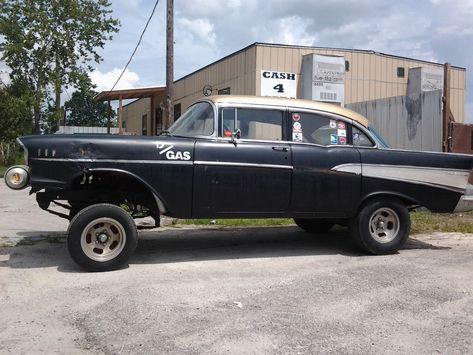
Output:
[
  {"xmin": 221, "ymin": 108, "xmax": 283, "ymax": 141},
  {"xmin": 352, "ymin": 126, "xmax": 374, "ymax": 147},
  {"xmin": 290, "ymin": 112, "xmax": 349, "ymax": 146}
]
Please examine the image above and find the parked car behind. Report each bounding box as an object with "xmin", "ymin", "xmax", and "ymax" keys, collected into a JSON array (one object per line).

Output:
[{"xmin": 4, "ymin": 96, "xmax": 473, "ymax": 271}]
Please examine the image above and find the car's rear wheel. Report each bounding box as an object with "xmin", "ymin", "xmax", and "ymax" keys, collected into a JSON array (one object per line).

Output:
[
  {"xmin": 350, "ymin": 198, "xmax": 410, "ymax": 254},
  {"xmin": 294, "ymin": 218, "xmax": 334, "ymax": 233},
  {"xmin": 67, "ymin": 204, "xmax": 137, "ymax": 271}
]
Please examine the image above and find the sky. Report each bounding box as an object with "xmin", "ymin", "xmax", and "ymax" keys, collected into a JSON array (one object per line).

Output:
[{"xmin": 1, "ymin": 0, "xmax": 472, "ymax": 121}]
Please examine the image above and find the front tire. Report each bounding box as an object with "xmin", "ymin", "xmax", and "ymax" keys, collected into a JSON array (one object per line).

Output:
[
  {"xmin": 294, "ymin": 218, "xmax": 334, "ymax": 233},
  {"xmin": 67, "ymin": 204, "xmax": 138, "ymax": 271},
  {"xmin": 350, "ymin": 198, "xmax": 410, "ymax": 254}
]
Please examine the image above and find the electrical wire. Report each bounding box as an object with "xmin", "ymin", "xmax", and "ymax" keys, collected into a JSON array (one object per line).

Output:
[{"xmin": 107, "ymin": 0, "xmax": 160, "ymax": 94}]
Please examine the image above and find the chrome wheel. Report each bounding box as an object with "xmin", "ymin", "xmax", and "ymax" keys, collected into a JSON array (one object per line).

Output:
[
  {"xmin": 368, "ymin": 207, "xmax": 400, "ymax": 243},
  {"xmin": 80, "ymin": 217, "xmax": 126, "ymax": 262}
]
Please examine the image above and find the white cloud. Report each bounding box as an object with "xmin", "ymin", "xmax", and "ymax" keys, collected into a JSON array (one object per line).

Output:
[
  {"xmin": 178, "ymin": 18, "xmax": 216, "ymax": 46},
  {"xmin": 89, "ymin": 68, "xmax": 140, "ymax": 92},
  {"xmin": 268, "ymin": 16, "xmax": 316, "ymax": 46},
  {"xmin": 96, "ymin": 0, "xmax": 472, "ymax": 121}
]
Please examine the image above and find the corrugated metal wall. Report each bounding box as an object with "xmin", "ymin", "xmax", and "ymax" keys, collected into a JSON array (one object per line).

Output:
[
  {"xmin": 173, "ymin": 46, "xmax": 257, "ymax": 110},
  {"xmin": 254, "ymin": 44, "xmax": 465, "ymax": 122},
  {"xmin": 347, "ymin": 90, "xmax": 442, "ymax": 151},
  {"xmin": 123, "ymin": 43, "xmax": 466, "ymax": 134},
  {"xmin": 122, "ymin": 98, "xmax": 150, "ymax": 135}
]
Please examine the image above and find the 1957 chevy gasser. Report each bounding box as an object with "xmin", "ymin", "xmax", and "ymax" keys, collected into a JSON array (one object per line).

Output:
[{"xmin": 5, "ymin": 96, "xmax": 473, "ymax": 271}]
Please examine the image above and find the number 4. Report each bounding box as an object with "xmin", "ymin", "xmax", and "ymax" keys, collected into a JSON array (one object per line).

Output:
[{"xmin": 273, "ymin": 84, "xmax": 284, "ymax": 93}]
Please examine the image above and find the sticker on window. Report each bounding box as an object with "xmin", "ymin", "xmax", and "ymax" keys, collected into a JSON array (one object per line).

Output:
[
  {"xmin": 337, "ymin": 129, "xmax": 346, "ymax": 137},
  {"xmin": 293, "ymin": 122, "xmax": 302, "ymax": 131},
  {"xmin": 292, "ymin": 113, "xmax": 300, "ymax": 121},
  {"xmin": 330, "ymin": 134, "xmax": 338, "ymax": 145},
  {"xmin": 339, "ymin": 136, "xmax": 347, "ymax": 145},
  {"xmin": 293, "ymin": 132, "xmax": 303, "ymax": 142},
  {"xmin": 329, "ymin": 120, "xmax": 336, "ymax": 128},
  {"xmin": 337, "ymin": 121, "xmax": 346, "ymax": 129}
]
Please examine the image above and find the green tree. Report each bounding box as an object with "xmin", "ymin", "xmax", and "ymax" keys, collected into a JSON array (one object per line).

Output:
[
  {"xmin": 0, "ymin": 0, "xmax": 119, "ymax": 133},
  {"xmin": 0, "ymin": 79, "xmax": 34, "ymax": 164},
  {"xmin": 64, "ymin": 88, "xmax": 116, "ymax": 127}
]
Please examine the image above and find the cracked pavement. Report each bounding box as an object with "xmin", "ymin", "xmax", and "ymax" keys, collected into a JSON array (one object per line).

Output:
[{"xmin": 1, "ymin": 181, "xmax": 473, "ymax": 354}]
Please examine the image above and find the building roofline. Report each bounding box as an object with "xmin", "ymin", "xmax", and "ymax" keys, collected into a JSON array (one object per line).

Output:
[
  {"xmin": 253, "ymin": 42, "xmax": 466, "ymax": 70},
  {"xmin": 175, "ymin": 42, "xmax": 465, "ymax": 84}
]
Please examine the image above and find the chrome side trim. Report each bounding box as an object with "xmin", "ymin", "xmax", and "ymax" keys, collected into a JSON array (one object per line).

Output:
[
  {"xmin": 32, "ymin": 158, "xmax": 194, "ymax": 165},
  {"xmin": 194, "ymin": 160, "xmax": 293, "ymax": 170},
  {"xmin": 332, "ymin": 163, "xmax": 469, "ymax": 193},
  {"xmin": 331, "ymin": 163, "xmax": 362, "ymax": 175}
]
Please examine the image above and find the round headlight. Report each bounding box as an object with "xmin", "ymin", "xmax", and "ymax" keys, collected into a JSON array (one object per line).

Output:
[{"xmin": 4, "ymin": 166, "xmax": 30, "ymax": 190}]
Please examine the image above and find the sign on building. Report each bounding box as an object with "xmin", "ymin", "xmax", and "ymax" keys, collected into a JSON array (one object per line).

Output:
[
  {"xmin": 301, "ymin": 54, "xmax": 345, "ymax": 104},
  {"xmin": 407, "ymin": 67, "xmax": 444, "ymax": 95},
  {"xmin": 260, "ymin": 70, "xmax": 298, "ymax": 98}
]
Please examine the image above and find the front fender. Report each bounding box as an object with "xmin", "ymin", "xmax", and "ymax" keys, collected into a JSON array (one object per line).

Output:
[{"xmin": 80, "ymin": 168, "xmax": 168, "ymax": 213}]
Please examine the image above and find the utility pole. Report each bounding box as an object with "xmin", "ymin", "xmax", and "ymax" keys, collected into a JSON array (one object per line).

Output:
[
  {"xmin": 442, "ymin": 62, "xmax": 451, "ymax": 152},
  {"xmin": 165, "ymin": 0, "xmax": 174, "ymax": 129}
]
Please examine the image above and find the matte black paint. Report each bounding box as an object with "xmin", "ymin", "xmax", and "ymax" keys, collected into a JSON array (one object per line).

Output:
[{"xmin": 16, "ymin": 101, "xmax": 473, "ymax": 220}]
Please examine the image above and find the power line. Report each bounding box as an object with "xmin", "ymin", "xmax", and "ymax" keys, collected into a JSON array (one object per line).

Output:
[{"xmin": 107, "ymin": 0, "xmax": 160, "ymax": 94}]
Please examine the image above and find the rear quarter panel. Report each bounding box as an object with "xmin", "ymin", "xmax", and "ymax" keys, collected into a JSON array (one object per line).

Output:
[{"xmin": 358, "ymin": 148, "xmax": 473, "ymax": 212}]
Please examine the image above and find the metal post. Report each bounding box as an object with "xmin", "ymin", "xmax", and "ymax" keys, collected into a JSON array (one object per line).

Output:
[
  {"xmin": 107, "ymin": 100, "xmax": 111, "ymax": 134},
  {"xmin": 118, "ymin": 95, "xmax": 123, "ymax": 135},
  {"xmin": 165, "ymin": 0, "xmax": 174, "ymax": 129},
  {"xmin": 442, "ymin": 63, "xmax": 451, "ymax": 152}
]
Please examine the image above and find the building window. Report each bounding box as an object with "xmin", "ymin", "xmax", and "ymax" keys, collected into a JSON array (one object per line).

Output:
[
  {"xmin": 345, "ymin": 60, "xmax": 350, "ymax": 72},
  {"xmin": 174, "ymin": 103, "xmax": 181, "ymax": 121},
  {"xmin": 142, "ymin": 114, "xmax": 147, "ymax": 135},
  {"xmin": 218, "ymin": 87, "xmax": 231, "ymax": 95},
  {"xmin": 397, "ymin": 67, "xmax": 405, "ymax": 78}
]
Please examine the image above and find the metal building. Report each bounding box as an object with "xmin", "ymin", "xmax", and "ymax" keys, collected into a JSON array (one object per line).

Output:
[{"xmin": 111, "ymin": 42, "xmax": 466, "ymax": 136}]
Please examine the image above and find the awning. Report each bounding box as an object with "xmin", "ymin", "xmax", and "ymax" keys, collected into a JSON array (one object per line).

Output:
[{"xmin": 94, "ymin": 86, "xmax": 166, "ymax": 101}]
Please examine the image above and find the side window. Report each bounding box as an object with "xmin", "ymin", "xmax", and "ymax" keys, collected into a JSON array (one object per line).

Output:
[
  {"xmin": 221, "ymin": 108, "xmax": 283, "ymax": 141},
  {"xmin": 168, "ymin": 102, "xmax": 214, "ymax": 137},
  {"xmin": 222, "ymin": 108, "xmax": 235, "ymax": 137},
  {"xmin": 352, "ymin": 126, "xmax": 374, "ymax": 147},
  {"xmin": 291, "ymin": 112, "xmax": 348, "ymax": 146}
]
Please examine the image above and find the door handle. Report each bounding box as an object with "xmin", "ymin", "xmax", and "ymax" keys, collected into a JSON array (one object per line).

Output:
[{"xmin": 272, "ymin": 146, "xmax": 289, "ymax": 152}]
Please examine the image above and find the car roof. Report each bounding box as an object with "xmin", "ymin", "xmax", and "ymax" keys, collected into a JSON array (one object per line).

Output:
[{"xmin": 206, "ymin": 95, "xmax": 369, "ymax": 128}]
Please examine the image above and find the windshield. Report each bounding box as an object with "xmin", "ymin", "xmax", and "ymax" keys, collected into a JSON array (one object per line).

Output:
[
  {"xmin": 168, "ymin": 102, "xmax": 214, "ymax": 137},
  {"xmin": 368, "ymin": 125, "xmax": 390, "ymax": 148}
]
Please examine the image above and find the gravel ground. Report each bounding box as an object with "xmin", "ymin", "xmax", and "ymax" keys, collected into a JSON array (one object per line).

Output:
[{"xmin": 1, "ymin": 181, "xmax": 473, "ymax": 354}]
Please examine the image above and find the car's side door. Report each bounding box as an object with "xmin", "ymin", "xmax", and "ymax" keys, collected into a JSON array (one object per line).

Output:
[
  {"xmin": 192, "ymin": 106, "xmax": 292, "ymax": 217},
  {"xmin": 289, "ymin": 110, "xmax": 368, "ymax": 218}
]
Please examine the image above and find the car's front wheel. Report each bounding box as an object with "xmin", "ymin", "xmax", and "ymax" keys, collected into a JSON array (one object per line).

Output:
[
  {"xmin": 294, "ymin": 218, "xmax": 334, "ymax": 233},
  {"xmin": 67, "ymin": 204, "xmax": 138, "ymax": 271},
  {"xmin": 350, "ymin": 198, "xmax": 410, "ymax": 254}
]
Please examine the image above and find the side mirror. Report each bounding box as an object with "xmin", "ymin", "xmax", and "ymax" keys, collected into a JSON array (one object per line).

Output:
[
  {"xmin": 230, "ymin": 129, "xmax": 241, "ymax": 146},
  {"xmin": 233, "ymin": 129, "xmax": 241, "ymax": 140}
]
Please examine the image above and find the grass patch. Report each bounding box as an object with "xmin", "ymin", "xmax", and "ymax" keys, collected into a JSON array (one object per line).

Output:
[
  {"xmin": 0, "ymin": 155, "xmax": 25, "ymax": 178},
  {"xmin": 410, "ymin": 210, "xmax": 473, "ymax": 234},
  {"xmin": 172, "ymin": 218, "xmax": 294, "ymax": 227},
  {"xmin": 173, "ymin": 211, "xmax": 473, "ymax": 234}
]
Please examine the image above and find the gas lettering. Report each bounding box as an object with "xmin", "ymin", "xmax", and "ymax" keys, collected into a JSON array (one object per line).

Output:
[{"xmin": 166, "ymin": 150, "xmax": 191, "ymax": 160}]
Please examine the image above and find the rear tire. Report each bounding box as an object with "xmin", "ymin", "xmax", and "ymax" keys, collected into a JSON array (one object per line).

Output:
[
  {"xmin": 294, "ymin": 218, "xmax": 334, "ymax": 233},
  {"xmin": 350, "ymin": 198, "xmax": 410, "ymax": 254},
  {"xmin": 67, "ymin": 204, "xmax": 137, "ymax": 271}
]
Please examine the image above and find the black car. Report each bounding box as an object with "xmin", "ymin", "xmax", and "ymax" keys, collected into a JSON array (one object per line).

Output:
[{"xmin": 5, "ymin": 95, "xmax": 473, "ymax": 271}]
